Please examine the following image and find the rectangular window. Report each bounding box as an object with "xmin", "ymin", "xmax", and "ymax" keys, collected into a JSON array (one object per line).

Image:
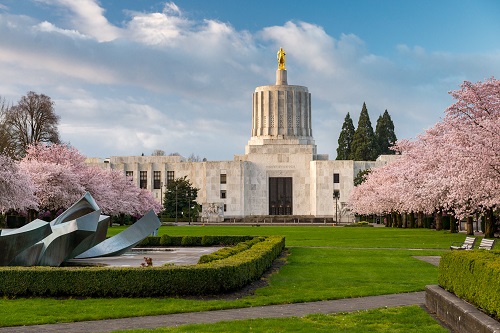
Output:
[
  {"xmin": 220, "ymin": 190, "xmax": 226, "ymax": 199},
  {"xmin": 220, "ymin": 173, "xmax": 227, "ymax": 184},
  {"xmin": 167, "ymin": 171, "xmax": 175, "ymax": 186},
  {"xmin": 153, "ymin": 171, "xmax": 161, "ymax": 189},
  {"xmin": 224, "ymin": 204, "xmax": 227, "ymax": 212},
  {"xmin": 125, "ymin": 171, "xmax": 133, "ymax": 179},
  {"xmin": 140, "ymin": 171, "xmax": 147, "ymax": 189},
  {"xmin": 333, "ymin": 173, "xmax": 340, "ymax": 184}
]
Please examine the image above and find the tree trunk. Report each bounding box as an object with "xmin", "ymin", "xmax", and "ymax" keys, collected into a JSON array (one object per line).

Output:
[
  {"xmin": 397, "ymin": 213, "xmax": 402, "ymax": 228},
  {"xmin": 435, "ymin": 211, "xmax": 442, "ymax": 231},
  {"xmin": 417, "ymin": 212, "xmax": 424, "ymax": 228},
  {"xmin": 450, "ymin": 215, "xmax": 457, "ymax": 233},
  {"xmin": 484, "ymin": 209, "xmax": 495, "ymax": 238},
  {"xmin": 403, "ymin": 213, "xmax": 408, "ymax": 228},
  {"xmin": 466, "ymin": 216, "xmax": 474, "ymax": 235},
  {"xmin": 408, "ymin": 212, "xmax": 415, "ymax": 228}
]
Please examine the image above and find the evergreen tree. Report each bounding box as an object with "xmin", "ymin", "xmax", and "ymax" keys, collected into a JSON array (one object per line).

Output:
[
  {"xmin": 163, "ymin": 176, "xmax": 200, "ymax": 221},
  {"xmin": 336, "ymin": 112, "xmax": 355, "ymax": 160},
  {"xmin": 375, "ymin": 110, "xmax": 397, "ymax": 155},
  {"xmin": 349, "ymin": 102, "xmax": 378, "ymax": 161}
]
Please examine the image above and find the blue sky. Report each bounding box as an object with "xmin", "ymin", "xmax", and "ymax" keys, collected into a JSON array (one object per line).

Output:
[{"xmin": 0, "ymin": 1, "xmax": 499, "ymax": 160}]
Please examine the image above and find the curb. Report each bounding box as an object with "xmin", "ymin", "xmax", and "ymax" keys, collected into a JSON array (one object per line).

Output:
[{"xmin": 426, "ymin": 285, "xmax": 500, "ymax": 333}]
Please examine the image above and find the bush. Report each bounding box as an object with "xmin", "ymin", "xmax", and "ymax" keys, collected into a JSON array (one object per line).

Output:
[
  {"xmin": 344, "ymin": 221, "xmax": 374, "ymax": 227},
  {"xmin": 439, "ymin": 250, "xmax": 500, "ymax": 317},
  {"xmin": 159, "ymin": 235, "xmax": 183, "ymax": 246},
  {"xmin": 0, "ymin": 236, "xmax": 285, "ymax": 297},
  {"xmin": 138, "ymin": 236, "xmax": 161, "ymax": 246},
  {"xmin": 181, "ymin": 236, "xmax": 202, "ymax": 246},
  {"xmin": 198, "ymin": 237, "xmax": 265, "ymax": 264}
]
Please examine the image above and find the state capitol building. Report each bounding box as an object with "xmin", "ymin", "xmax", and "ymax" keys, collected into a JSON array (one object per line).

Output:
[{"xmin": 88, "ymin": 50, "xmax": 396, "ymax": 222}]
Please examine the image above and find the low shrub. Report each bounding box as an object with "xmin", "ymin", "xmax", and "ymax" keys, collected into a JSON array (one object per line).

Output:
[
  {"xmin": 138, "ymin": 236, "xmax": 161, "ymax": 246},
  {"xmin": 344, "ymin": 222, "xmax": 374, "ymax": 227},
  {"xmin": 198, "ymin": 237, "xmax": 265, "ymax": 264},
  {"xmin": 439, "ymin": 250, "xmax": 500, "ymax": 317},
  {"xmin": 159, "ymin": 235, "xmax": 183, "ymax": 246},
  {"xmin": 0, "ymin": 236, "xmax": 285, "ymax": 297},
  {"xmin": 201, "ymin": 235, "xmax": 253, "ymax": 246},
  {"xmin": 181, "ymin": 236, "xmax": 202, "ymax": 246}
]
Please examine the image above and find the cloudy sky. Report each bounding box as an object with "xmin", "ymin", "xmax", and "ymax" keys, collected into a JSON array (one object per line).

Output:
[{"xmin": 1, "ymin": 1, "xmax": 499, "ymax": 160}]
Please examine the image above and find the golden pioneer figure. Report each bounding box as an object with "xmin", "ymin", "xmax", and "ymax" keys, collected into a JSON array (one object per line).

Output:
[{"xmin": 277, "ymin": 47, "xmax": 286, "ymax": 70}]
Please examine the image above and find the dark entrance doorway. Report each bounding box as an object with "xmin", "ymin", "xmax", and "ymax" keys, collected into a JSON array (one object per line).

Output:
[{"xmin": 269, "ymin": 177, "xmax": 293, "ymax": 215}]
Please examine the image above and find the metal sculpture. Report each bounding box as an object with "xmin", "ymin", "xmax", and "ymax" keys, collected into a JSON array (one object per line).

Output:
[
  {"xmin": 75, "ymin": 210, "xmax": 161, "ymax": 259},
  {"xmin": 0, "ymin": 219, "xmax": 52, "ymax": 265},
  {"xmin": 0, "ymin": 193, "xmax": 160, "ymax": 266}
]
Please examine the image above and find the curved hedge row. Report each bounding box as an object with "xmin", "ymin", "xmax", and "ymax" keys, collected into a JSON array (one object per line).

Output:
[
  {"xmin": 198, "ymin": 237, "xmax": 265, "ymax": 264},
  {"xmin": 439, "ymin": 250, "xmax": 500, "ymax": 317},
  {"xmin": 0, "ymin": 236, "xmax": 285, "ymax": 297}
]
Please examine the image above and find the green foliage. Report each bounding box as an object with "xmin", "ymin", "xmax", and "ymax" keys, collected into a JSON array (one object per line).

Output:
[
  {"xmin": 163, "ymin": 176, "xmax": 200, "ymax": 220},
  {"xmin": 439, "ymin": 250, "xmax": 500, "ymax": 317},
  {"xmin": 0, "ymin": 236, "xmax": 285, "ymax": 298},
  {"xmin": 354, "ymin": 168, "xmax": 371, "ymax": 186},
  {"xmin": 159, "ymin": 234, "xmax": 183, "ymax": 246},
  {"xmin": 180, "ymin": 236, "xmax": 202, "ymax": 246},
  {"xmin": 198, "ymin": 237, "xmax": 265, "ymax": 264},
  {"xmin": 138, "ymin": 236, "xmax": 161, "ymax": 246},
  {"xmin": 375, "ymin": 110, "xmax": 397, "ymax": 155},
  {"xmin": 336, "ymin": 112, "xmax": 355, "ymax": 160},
  {"xmin": 350, "ymin": 102, "xmax": 379, "ymax": 161},
  {"xmin": 345, "ymin": 221, "xmax": 373, "ymax": 227}
]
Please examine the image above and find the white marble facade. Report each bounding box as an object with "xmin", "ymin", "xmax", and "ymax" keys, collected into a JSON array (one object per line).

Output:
[{"xmin": 87, "ymin": 67, "xmax": 397, "ymax": 220}]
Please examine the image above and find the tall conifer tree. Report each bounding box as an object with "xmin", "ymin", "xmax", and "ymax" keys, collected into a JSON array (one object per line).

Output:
[
  {"xmin": 375, "ymin": 110, "xmax": 397, "ymax": 155},
  {"xmin": 336, "ymin": 112, "xmax": 355, "ymax": 160},
  {"xmin": 349, "ymin": 102, "xmax": 378, "ymax": 161}
]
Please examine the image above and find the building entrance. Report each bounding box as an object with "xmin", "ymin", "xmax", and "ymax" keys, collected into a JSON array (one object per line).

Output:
[{"xmin": 269, "ymin": 177, "xmax": 293, "ymax": 215}]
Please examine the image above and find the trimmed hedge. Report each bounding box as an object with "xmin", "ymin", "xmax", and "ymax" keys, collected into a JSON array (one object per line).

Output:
[
  {"xmin": 0, "ymin": 236, "xmax": 285, "ymax": 297},
  {"xmin": 198, "ymin": 237, "xmax": 265, "ymax": 264},
  {"xmin": 138, "ymin": 235, "xmax": 254, "ymax": 247},
  {"xmin": 439, "ymin": 250, "xmax": 500, "ymax": 317}
]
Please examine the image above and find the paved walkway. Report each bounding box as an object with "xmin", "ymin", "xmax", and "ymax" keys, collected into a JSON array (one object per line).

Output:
[{"xmin": 0, "ymin": 292, "xmax": 426, "ymax": 333}]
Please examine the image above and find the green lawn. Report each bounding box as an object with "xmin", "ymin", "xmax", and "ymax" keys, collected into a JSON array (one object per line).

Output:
[
  {"xmin": 0, "ymin": 226, "xmax": 458, "ymax": 328},
  {"xmin": 115, "ymin": 305, "xmax": 448, "ymax": 333},
  {"xmin": 109, "ymin": 224, "xmax": 466, "ymax": 248}
]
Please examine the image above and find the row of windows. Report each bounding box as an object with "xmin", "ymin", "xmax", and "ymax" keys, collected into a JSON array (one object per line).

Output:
[
  {"xmin": 126, "ymin": 171, "xmax": 176, "ymax": 189},
  {"xmin": 127, "ymin": 171, "xmax": 340, "ymax": 190}
]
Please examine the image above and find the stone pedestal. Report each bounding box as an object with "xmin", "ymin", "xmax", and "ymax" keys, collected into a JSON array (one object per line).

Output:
[{"xmin": 276, "ymin": 69, "xmax": 287, "ymax": 85}]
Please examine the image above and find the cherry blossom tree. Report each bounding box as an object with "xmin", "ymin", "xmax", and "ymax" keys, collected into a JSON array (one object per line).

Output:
[
  {"xmin": 0, "ymin": 154, "xmax": 37, "ymax": 213},
  {"xmin": 19, "ymin": 159, "xmax": 85, "ymax": 214},
  {"xmin": 20, "ymin": 144, "xmax": 162, "ymax": 219},
  {"xmin": 349, "ymin": 77, "xmax": 499, "ymax": 236}
]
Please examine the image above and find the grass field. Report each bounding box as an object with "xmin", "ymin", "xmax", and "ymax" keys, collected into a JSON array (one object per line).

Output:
[
  {"xmin": 117, "ymin": 305, "xmax": 448, "ymax": 333},
  {"xmin": 0, "ymin": 226, "xmax": 466, "ymax": 328}
]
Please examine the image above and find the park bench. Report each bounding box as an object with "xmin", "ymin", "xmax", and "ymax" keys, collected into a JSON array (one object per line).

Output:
[
  {"xmin": 478, "ymin": 238, "xmax": 496, "ymax": 250},
  {"xmin": 450, "ymin": 236, "xmax": 476, "ymax": 250}
]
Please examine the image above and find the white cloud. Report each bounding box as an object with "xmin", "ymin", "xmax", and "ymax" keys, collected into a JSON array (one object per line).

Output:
[
  {"xmin": 36, "ymin": 0, "xmax": 122, "ymax": 41},
  {"xmin": 1, "ymin": 2, "xmax": 499, "ymax": 160}
]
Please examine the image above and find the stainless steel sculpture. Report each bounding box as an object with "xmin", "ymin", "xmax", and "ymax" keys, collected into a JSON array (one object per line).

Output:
[
  {"xmin": 0, "ymin": 193, "xmax": 160, "ymax": 266},
  {"xmin": 0, "ymin": 219, "xmax": 52, "ymax": 266},
  {"xmin": 76, "ymin": 210, "xmax": 161, "ymax": 258}
]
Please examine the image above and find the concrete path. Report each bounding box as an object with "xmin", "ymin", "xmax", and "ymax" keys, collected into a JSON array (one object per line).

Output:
[{"xmin": 0, "ymin": 292, "xmax": 425, "ymax": 333}]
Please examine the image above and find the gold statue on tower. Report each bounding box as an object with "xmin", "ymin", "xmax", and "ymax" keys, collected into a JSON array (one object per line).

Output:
[{"xmin": 277, "ymin": 47, "xmax": 286, "ymax": 70}]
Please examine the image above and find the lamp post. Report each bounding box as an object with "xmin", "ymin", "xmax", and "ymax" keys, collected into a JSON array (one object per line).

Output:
[
  {"xmin": 175, "ymin": 184, "xmax": 178, "ymax": 223},
  {"xmin": 160, "ymin": 181, "xmax": 163, "ymax": 204},
  {"xmin": 333, "ymin": 190, "xmax": 340, "ymax": 223},
  {"xmin": 187, "ymin": 189, "xmax": 191, "ymax": 225}
]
